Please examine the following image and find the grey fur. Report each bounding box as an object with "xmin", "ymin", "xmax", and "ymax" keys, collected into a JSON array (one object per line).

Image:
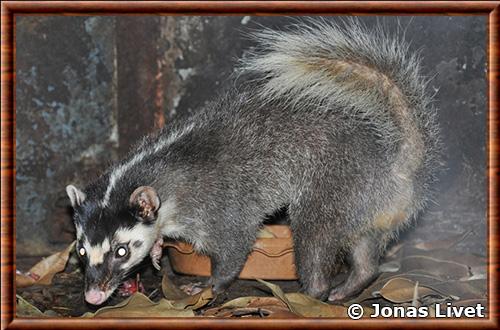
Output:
[{"xmin": 68, "ymin": 19, "xmax": 441, "ymax": 303}]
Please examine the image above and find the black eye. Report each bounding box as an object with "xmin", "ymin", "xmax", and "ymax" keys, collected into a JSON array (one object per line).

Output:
[
  {"xmin": 115, "ymin": 245, "xmax": 128, "ymax": 258},
  {"xmin": 78, "ymin": 247, "xmax": 86, "ymax": 257}
]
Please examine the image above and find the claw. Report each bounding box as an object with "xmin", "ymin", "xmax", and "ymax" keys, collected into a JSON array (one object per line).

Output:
[
  {"xmin": 152, "ymin": 258, "xmax": 161, "ymax": 271},
  {"xmin": 149, "ymin": 237, "xmax": 164, "ymax": 270}
]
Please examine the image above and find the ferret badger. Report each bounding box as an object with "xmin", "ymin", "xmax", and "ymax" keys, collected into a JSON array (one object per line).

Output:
[{"xmin": 66, "ymin": 20, "xmax": 441, "ymax": 305}]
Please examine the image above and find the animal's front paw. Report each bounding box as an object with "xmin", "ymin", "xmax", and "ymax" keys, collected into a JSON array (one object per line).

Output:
[
  {"xmin": 328, "ymin": 283, "xmax": 361, "ymax": 303},
  {"xmin": 149, "ymin": 237, "xmax": 164, "ymax": 270},
  {"xmin": 327, "ymin": 287, "xmax": 348, "ymax": 303}
]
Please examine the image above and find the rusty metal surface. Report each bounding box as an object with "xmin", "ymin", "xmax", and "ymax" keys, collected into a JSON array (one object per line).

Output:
[
  {"xmin": 115, "ymin": 17, "xmax": 163, "ymax": 154},
  {"xmin": 15, "ymin": 16, "xmax": 487, "ymax": 257},
  {"xmin": 15, "ymin": 16, "xmax": 119, "ymax": 255}
]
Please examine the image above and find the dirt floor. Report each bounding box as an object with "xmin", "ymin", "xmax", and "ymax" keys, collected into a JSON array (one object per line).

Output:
[
  {"xmin": 16, "ymin": 254, "xmax": 303, "ymax": 317},
  {"xmin": 16, "ymin": 233, "xmax": 488, "ymax": 319}
]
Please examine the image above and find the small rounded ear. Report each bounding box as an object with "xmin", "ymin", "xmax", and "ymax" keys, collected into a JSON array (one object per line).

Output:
[
  {"xmin": 129, "ymin": 186, "xmax": 161, "ymax": 221},
  {"xmin": 66, "ymin": 185, "xmax": 86, "ymax": 208}
]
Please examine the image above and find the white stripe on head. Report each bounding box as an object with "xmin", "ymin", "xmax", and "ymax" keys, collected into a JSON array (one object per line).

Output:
[
  {"xmin": 100, "ymin": 123, "xmax": 195, "ymax": 208},
  {"xmin": 75, "ymin": 224, "xmax": 84, "ymax": 240},
  {"xmin": 85, "ymin": 238, "xmax": 111, "ymax": 266}
]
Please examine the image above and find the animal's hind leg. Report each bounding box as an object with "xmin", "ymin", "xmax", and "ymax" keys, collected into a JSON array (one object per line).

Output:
[
  {"xmin": 328, "ymin": 234, "xmax": 382, "ymax": 302},
  {"xmin": 289, "ymin": 205, "xmax": 344, "ymax": 300}
]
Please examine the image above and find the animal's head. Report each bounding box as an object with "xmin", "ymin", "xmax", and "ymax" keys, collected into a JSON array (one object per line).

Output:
[{"xmin": 66, "ymin": 185, "xmax": 161, "ymax": 305}]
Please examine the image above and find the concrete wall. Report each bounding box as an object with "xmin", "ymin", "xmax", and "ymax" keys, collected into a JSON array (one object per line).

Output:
[{"xmin": 15, "ymin": 16, "xmax": 487, "ymax": 257}]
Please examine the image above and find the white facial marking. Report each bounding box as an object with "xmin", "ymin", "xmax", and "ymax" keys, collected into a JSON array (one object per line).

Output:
[
  {"xmin": 79, "ymin": 247, "xmax": 86, "ymax": 256},
  {"xmin": 114, "ymin": 224, "xmax": 156, "ymax": 270},
  {"xmin": 101, "ymin": 123, "xmax": 195, "ymax": 207},
  {"xmin": 87, "ymin": 238, "xmax": 111, "ymax": 266}
]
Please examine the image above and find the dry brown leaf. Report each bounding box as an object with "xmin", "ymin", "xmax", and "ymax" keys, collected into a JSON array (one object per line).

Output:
[
  {"xmin": 16, "ymin": 241, "xmax": 76, "ymax": 288},
  {"xmin": 257, "ymin": 279, "xmax": 300, "ymax": 315},
  {"xmin": 285, "ymin": 292, "xmax": 351, "ymax": 317},
  {"xmin": 413, "ymin": 231, "xmax": 472, "ymax": 251},
  {"xmin": 349, "ymin": 272, "xmax": 441, "ymax": 304},
  {"xmin": 257, "ymin": 279, "xmax": 352, "ymax": 317},
  {"xmin": 16, "ymin": 295, "xmax": 46, "ymax": 317},
  {"xmin": 216, "ymin": 296, "xmax": 288, "ymax": 310},
  {"xmin": 205, "ymin": 305, "xmax": 298, "ymax": 318},
  {"xmin": 161, "ymin": 273, "xmax": 190, "ymax": 300},
  {"xmin": 241, "ymin": 306, "xmax": 298, "ymax": 318},
  {"xmin": 428, "ymin": 279, "xmax": 485, "ymax": 300},
  {"xmin": 378, "ymin": 277, "xmax": 445, "ymax": 304},
  {"xmin": 352, "ymin": 239, "xmax": 486, "ymax": 304},
  {"xmin": 399, "ymin": 245, "xmax": 486, "ymax": 286},
  {"xmin": 161, "ymin": 273, "xmax": 213, "ymax": 310},
  {"xmin": 348, "ymin": 289, "xmax": 380, "ymax": 304},
  {"xmin": 172, "ymin": 286, "xmax": 213, "ymax": 310},
  {"xmin": 203, "ymin": 308, "xmax": 228, "ymax": 317},
  {"xmin": 247, "ymin": 297, "xmax": 288, "ymax": 308},
  {"xmin": 403, "ymin": 246, "xmax": 486, "ymax": 268},
  {"xmin": 357, "ymin": 271, "xmax": 477, "ymax": 304},
  {"xmin": 204, "ymin": 296, "xmax": 297, "ymax": 318},
  {"xmin": 83, "ymin": 293, "xmax": 194, "ymax": 318},
  {"xmin": 220, "ymin": 296, "xmax": 263, "ymax": 309},
  {"xmin": 400, "ymin": 255, "xmax": 470, "ymax": 280}
]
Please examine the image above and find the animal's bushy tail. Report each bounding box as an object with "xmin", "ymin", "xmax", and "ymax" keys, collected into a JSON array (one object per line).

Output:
[{"xmin": 239, "ymin": 19, "xmax": 442, "ymax": 209}]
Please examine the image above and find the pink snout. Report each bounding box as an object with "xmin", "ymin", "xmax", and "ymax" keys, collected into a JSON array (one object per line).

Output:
[{"xmin": 85, "ymin": 289, "xmax": 106, "ymax": 305}]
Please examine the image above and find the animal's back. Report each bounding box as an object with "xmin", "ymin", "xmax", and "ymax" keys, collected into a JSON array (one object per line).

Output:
[
  {"xmin": 190, "ymin": 20, "xmax": 441, "ymax": 300},
  {"xmin": 67, "ymin": 19, "xmax": 441, "ymax": 305},
  {"xmin": 237, "ymin": 19, "xmax": 441, "ymax": 216}
]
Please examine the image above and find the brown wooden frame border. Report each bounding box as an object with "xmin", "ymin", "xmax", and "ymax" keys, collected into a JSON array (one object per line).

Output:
[{"xmin": 1, "ymin": 1, "xmax": 499, "ymax": 329}]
